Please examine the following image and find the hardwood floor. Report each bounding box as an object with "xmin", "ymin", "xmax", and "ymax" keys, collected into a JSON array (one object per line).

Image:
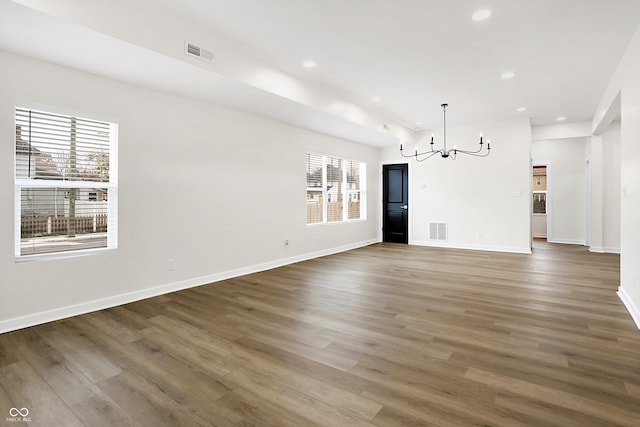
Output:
[{"xmin": 1, "ymin": 241, "xmax": 639, "ymax": 426}]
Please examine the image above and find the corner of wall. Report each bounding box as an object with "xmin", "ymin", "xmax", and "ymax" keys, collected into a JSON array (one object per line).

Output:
[{"xmin": 618, "ymin": 286, "xmax": 640, "ymax": 329}]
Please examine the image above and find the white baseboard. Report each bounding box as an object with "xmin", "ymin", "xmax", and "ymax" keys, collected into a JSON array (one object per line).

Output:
[
  {"xmin": 618, "ymin": 286, "xmax": 640, "ymax": 330},
  {"xmin": 410, "ymin": 240, "xmax": 532, "ymax": 254},
  {"xmin": 0, "ymin": 239, "xmax": 378, "ymax": 334},
  {"xmin": 547, "ymin": 238, "xmax": 586, "ymax": 246},
  {"xmin": 589, "ymin": 246, "xmax": 620, "ymax": 254}
]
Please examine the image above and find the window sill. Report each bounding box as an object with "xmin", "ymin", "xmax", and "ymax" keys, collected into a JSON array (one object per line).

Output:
[
  {"xmin": 306, "ymin": 218, "xmax": 367, "ymax": 227},
  {"xmin": 16, "ymin": 247, "xmax": 117, "ymax": 264}
]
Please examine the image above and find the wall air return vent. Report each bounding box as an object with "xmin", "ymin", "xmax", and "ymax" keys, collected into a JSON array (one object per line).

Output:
[
  {"xmin": 429, "ymin": 222, "xmax": 447, "ymax": 241},
  {"xmin": 185, "ymin": 41, "xmax": 214, "ymax": 63}
]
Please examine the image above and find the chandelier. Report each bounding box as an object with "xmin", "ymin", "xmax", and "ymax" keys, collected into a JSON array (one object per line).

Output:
[{"xmin": 400, "ymin": 103, "xmax": 491, "ymax": 161}]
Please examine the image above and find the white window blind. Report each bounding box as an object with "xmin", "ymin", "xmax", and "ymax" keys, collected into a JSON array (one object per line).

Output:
[
  {"xmin": 306, "ymin": 153, "xmax": 324, "ymax": 224},
  {"xmin": 15, "ymin": 107, "xmax": 118, "ymax": 259},
  {"xmin": 326, "ymin": 156, "xmax": 344, "ymax": 223},
  {"xmin": 345, "ymin": 159, "xmax": 362, "ymax": 220},
  {"xmin": 306, "ymin": 153, "xmax": 365, "ymax": 225}
]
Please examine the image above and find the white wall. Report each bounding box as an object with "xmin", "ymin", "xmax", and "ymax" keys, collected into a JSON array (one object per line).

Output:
[
  {"xmin": 602, "ymin": 121, "xmax": 621, "ymax": 253},
  {"xmin": 588, "ymin": 135, "xmax": 604, "ymax": 252},
  {"xmin": 532, "ymin": 138, "xmax": 587, "ymax": 245},
  {"xmin": 588, "ymin": 121, "xmax": 622, "ymax": 253},
  {"xmin": 0, "ymin": 51, "xmax": 380, "ymax": 331},
  {"xmin": 380, "ymin": 118, "xmax": 532, "ymax": 253},
  {"xmin": 532, "ymin": 121, "xmax": 591, "ymax": 141},
  {"xmin": 594, "ymin": 25, "xmax": 640, "ymax": 328},
  {"xmin": 532, "ymin": 214, "xmax": 547, "ymax": 238}
]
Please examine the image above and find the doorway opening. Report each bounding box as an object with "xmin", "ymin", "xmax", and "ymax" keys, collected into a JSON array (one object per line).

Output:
[{"xmin": 532, "ymin": 163, "xmax": 549, "ymax": 242}]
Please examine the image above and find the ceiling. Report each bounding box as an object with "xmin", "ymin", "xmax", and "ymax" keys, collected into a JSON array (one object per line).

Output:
[
  {"xmin": 147, "ymin": 0, "xmax": 640, "ymax": 128},
  {"xmin": 2, "ymin": 0, "xmax": 640, "ymax": 146}
]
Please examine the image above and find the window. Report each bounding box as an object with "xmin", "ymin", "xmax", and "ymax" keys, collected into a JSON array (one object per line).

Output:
[
  {"xmin": 532, "ymin": 165, "xmax": 547, "ymax": 214},
  {"xmin": 306, "ymin": 153, "xmax": 365, "ymax": 224},
  {"xmin": 15, "ymin": 107, "xmax": 118, "ymax": 259},
  {"xmin": 533, "ymin": 191, "xmax": 546, "ymax": 214}
]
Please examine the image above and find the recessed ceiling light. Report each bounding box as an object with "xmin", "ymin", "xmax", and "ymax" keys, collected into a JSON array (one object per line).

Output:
[
  {"xmin": 501, "ymin": 71, "xmax": 515, "ymax": 79},
  {"xmin": 371, "ymin": 96, "xmax": 381, "ymax": 102},
  {"xmin": 557, "ymin": 116, "xmax": 567, "ymax": 121},
  {"xmin": 302, "ymin": 60, "xmax": 317, "ymax": 69},
  {"xmin": 472, "ymin": 9, "xmax": 492, "ymax": 21},
  {"xmin": 516, "ymin": 107, "xmax": 527, "ymax": 112}
]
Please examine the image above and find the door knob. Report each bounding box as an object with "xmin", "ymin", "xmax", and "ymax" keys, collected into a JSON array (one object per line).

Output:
[{"xmin": 402, "ymin": 205, "xmax": 408, "ymax": 210}]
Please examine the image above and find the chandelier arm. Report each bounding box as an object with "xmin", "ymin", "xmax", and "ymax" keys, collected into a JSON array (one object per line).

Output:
[
  {"xmin": 454, "ymin": 141, "xmax": 488, "ymax": 154},
  {"xmin": 456, "ymin": 149, "xmax": 491, "ymax": 157},
  {"xmin": 415, "ymin": 151, "xmax": 442, "ymax": 161},
  {"xmin": 416, "ymin": 148, "xmax": 441, "ymax": 156},
  {"xmin": 401, "ymin": 150, "xmax": 434, "ymax": 158},
  {"xmin": 454, "ymin": 148, "xmax": 484, "ymax": 155},
  {"xmin": 401, "ymin": 147, "xmax": 442, "ymax": 158}
]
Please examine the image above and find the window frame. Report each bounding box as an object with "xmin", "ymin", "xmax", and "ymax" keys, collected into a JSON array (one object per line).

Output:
[
  {"xmin": 532, "ymin": 190, "xmax": 547, "ymax": 215},
  {"xmin": 14, "ymin": 106, "xmax": 118, "ymax": 262},
  {"xmin": 306, "ymin": 152, "xmax": 366, "ymax": 225}
]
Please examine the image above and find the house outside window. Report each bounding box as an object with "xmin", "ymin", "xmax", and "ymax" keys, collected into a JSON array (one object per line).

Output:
[
  {"xmin": 533, "ymin": 191, "xmax": 547, "ymax": 214},
  {"xmin": 15, "ymin": 107, "xmax": 118, "ymax": 259},
  {"xmin": 533, "ymin": 166, "xmax": 547, "ymax": 191},
  {"xmin": 306, "ymin": 153, "xmax": 366, "ymax": 224},
  {"xmin": 532, "ymin": 166, "xmax": 547, "ymax": 214}
]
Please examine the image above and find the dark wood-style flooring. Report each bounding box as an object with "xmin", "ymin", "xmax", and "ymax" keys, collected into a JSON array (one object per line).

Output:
[{"xmin": 1, "ymin": 241, "xmax": 639, "ymax": 426}]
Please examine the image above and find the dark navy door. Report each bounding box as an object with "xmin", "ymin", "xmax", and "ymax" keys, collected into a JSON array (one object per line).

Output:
[{"xmin": 383, "ymin": 164, "xmax": 409, "ymax": 243}]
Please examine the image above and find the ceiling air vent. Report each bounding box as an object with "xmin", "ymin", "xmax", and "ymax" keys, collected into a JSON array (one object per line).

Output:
[{"xmin": 185, "ymin": 41, "xmax": 214, "ymax": 63}]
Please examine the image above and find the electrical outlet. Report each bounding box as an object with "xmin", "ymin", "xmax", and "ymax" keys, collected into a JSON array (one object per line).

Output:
[
  {"xmin": 284, "ymin": 239, "xmax": 290, "ymax": 247},
  {"xmin": 168, "ymin": 258, "xmax": 175, "ymax": 271},
  {"xmin": 478, "ymin": 231, "xmax": 483, "ymax": 238}
]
